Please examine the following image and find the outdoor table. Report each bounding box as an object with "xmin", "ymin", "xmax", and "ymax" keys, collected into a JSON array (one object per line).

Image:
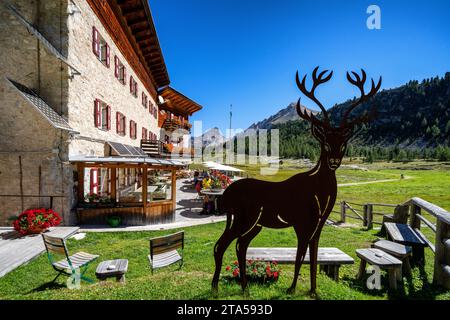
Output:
[
  {"xmin": 200, "ymin": 189, "xmax": 224, "ymax": 215},
  {"xmin": 96, "ymin": 259, "xmax": 128, "ymax": 283}
]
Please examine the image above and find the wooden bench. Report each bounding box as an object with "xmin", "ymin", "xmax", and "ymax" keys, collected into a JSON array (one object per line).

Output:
[
  {"xmin": 246, "ymin": 247, "xmax": 354, "ymax": 281},
  {"xmin": 372, "ymin": 240, "xmax": 412, "ymax": 276},
  {"xmin": 383, "ymin": 222, "xmax": 428, "ymax": 264},
  {"xmin": 148, "ymin": 231, "xmax": 184, "ymax": 274},
  {"xmin": 356, "ymin": 248, "xmax": 402, "ymax": 289}
]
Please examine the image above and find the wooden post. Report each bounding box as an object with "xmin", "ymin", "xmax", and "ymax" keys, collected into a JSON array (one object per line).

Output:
[
  {"xmin": 410, "ymin": 205, "xmax": 424, "ymax": 264},
  {"xmin": 363, "ymin": 204, "xmax": 368, "ymax": 227},
  {"xmin": 142, "ymin": 166, "xmax": 148, "ymax": 211},
  {"xmin": 110, "ymin": 167, "xmax": 117, "ymax": 203},
  {"xmin": 19, "ymin": 155, "xmax": 24, "ymax": 212},
  {"xmin": 340, "ymin": 201, "xmax": 346, "ymax": 223},
  {"xmin": 433, "ymin": 219, "xmax": 450, "ymax": 289},
  {"xmin": 367, "ymin": 204, "xmax": 373, "ymax": 230},
  {"xmin": 171, "ymin": 169, "xmax": 177, "ymax": 209},
  {"xmin": 77, "ymin": 163, "xmax": 84, "ymax": 203}
]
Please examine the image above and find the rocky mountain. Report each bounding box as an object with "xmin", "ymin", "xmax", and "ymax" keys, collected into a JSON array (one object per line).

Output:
[
  {"xmin": 192, "ymin": 126, "xmax": 225, "ymax": 147},
  {"xmin": 246, "ymin": 102, "xmax": 317, "ymax": 130}
]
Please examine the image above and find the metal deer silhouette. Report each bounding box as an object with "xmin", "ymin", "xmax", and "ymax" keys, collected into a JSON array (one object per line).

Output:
[{"xmin": 212, "ymin": 67, "xmax": 382, "ymax": 294}]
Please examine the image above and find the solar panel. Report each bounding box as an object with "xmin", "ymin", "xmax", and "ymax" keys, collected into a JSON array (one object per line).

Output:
[
  {"xmin": 131, "ymin": 146, "xmax": 148, "ymax": 156},
  {"xmin": 108, "ymin": 142, "xmax": 132, "ymax": 156},
  {"xmin": 7, "ymin": 78, "xmax": 76, "ymax": 133},
  {"xmin": 107, "ymin": 142, "xmax": 148, "ymax": 157}
]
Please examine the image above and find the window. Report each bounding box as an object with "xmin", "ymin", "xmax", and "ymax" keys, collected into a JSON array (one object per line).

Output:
[
  {"xmin": 142, "ymin": 92, "xmax": 148, "ymax": 108},
  {"xmin": 149, "ymin": 102, "xmax": 158, "ymax": 118},
  {"xmin": 130, "ymin": 120, "xmax": 137, "ymax": 139},
  {"xmin": 116, "ymin": 112, "xmax": 126, "ymax": 136},
  {"xmin": 92, "ymin": 27, "xmax": 110, "ymax": 67},
  {"xmin": 142, "ymin": 127, "xmax": 148, "ymax": 140},
  {"xmin": 114, "ymin": 56, "xmax": 126, "ymax": 85},
  {"xmin": 130, "ymin": 76, "xmax": 138, "ymax": 97},
  {"xmin": 94, "ymin": 99, "xmax": 111, "ymax": 130}
]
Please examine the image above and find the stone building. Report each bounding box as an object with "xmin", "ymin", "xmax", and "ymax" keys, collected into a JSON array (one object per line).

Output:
[{"xmin": 0, "ymin": 0, "xmax": 202, "ymax": 226}]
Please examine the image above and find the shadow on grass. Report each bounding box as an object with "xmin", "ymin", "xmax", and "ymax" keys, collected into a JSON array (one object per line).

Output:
[
  {"xmin": 28, "ymin": 281, "xmax": 66, "ymax": 293},
  {"xmin": 342, "ymin": 263, "xmax": 447, "ymax": 300}
]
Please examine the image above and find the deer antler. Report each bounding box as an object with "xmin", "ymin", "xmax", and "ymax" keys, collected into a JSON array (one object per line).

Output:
[
  {"xmin": 340, "ymin": 69, "xmax": 382, "ymax": 127},
  {"xmin": 296, "ymin": 98, "xmax": 324, "ymax": 127},
  {"xmin": 296, "ymin": 66, "xmax": 333, "ymax": 125}
]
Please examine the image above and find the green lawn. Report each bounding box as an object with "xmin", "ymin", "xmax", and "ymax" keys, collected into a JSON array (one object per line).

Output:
[{"xmin": 0, "ymin": 160, "xmax": 449, "ymax": 300}]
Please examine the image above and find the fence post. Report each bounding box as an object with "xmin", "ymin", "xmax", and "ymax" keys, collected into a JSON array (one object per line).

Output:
[
  {"xmin": 433, "ymin": 219, "xmax": 450, "ymax": 289},
  {"xmin": 363, "ymin": 204, "xmax": 368, "ymax": 227},
  {"xmin": 340, "ymin": 201, "xmax": 346, "ymax": 223},
  {"xmin": 367, "ymin": 204, "xmax": 373, "ymax": 230},
  {"xmin": 410, "ymin": 204, "xmax": 424, "ymax": 264}
]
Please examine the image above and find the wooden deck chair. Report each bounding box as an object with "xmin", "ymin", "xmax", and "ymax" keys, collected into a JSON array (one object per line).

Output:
[
  {"xmin": 148, "ymin": 231, "xmax": 184, "ymax": 274},
  {"xmin": 42, "ymin": 233, "xmax": 99, "ymax": 284}
]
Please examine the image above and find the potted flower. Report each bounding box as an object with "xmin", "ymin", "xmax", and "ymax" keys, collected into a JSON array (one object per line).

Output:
[
  {"xmin": 211, "ymin": 178, "xmax": 223, "ymax": 192},
  {"xmin": 13, "ymin": 208, "xmax": 62, "ymax": 235},
  {"xmin": 106, "ymin": 215, "xmax": 121, "ymax": 228},
  {"xmin": 225, "ymin": 259, "xmax": 280, "ymax": 284},
  {"xmin": 85, "ymin": 192, "xmax": 100, "ymax": 203}
]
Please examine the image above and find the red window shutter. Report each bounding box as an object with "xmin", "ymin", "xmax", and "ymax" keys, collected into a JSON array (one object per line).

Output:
[
  {"xmin": 105, "ymin": 43, "xmax": 110, "ymax": 67},
  {"xmin": 142, "ymin": 92, "xmax": 145, "ymax": 106},
  {"xmin": 123, "ymin": 116, "xmax": 126, "ymax": 135},
  {"xmin": 130, "ymin": 76, "xmax": 133, "ymax": 93},
  {"xmin": 130, "ymin": 120, "xmax": 133, "ymax": 138},
  {"xmin": 114, "ymin": 56, "xmax": 119, "ymax": 78},
  {"xmin": 94, "ymin": 99, "xmax": 101, "ymax": 127},
  {"xmin": 116, "ymin": 112, "xmax": 120, "ymax": 133},
  {"xmin": 106, "ymin": 105, "xmax": 111, "ymax": 130},
  {"xmin": 123, "ymin": 67, "xmax": 127, "ymax": 85},
  {"xmin": 135, "ymin": 82, "xmax": 138, "ymax": 96},
  {"xmin": 92, "ymin": 27, "xmax": 99, "ymax": 56}
]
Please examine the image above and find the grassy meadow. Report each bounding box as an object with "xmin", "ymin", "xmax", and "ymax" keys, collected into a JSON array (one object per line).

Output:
[{"xmin": 0, "ymin": 159, "xmax": 449, "ymax": 300}]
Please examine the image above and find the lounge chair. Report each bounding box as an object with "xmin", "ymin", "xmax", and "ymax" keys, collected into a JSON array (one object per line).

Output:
[
  {"xmin": 42, "ymin": 233, "xmax": 99, "ymax": 284},
  {"xmin": 148, "ymin": 231, "xmax": 184, "ymax": 274}
]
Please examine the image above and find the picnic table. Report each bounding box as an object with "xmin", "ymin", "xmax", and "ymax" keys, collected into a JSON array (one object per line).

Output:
[
  {"xmin": 383, "ymin": 222, "xmax": 428, "ymax": 263},
  {"xmin": 246, "ymin": 247, "xmax": 354, "ymax": 281},
  {"xmin": 200, "ymin": 189, "xmax": 224, "ymax": 215}
]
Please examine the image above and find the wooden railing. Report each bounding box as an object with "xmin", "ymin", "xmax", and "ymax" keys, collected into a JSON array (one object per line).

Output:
[
  {"xmin": 140, "ymin": 139, "xmax": 166, "ymax": 157},
  {"xmin": 339, "ymin": 198, "xmax": 450, "ymax": 289},
  {"xmin": 141, "ymin": 140, "xmax": 193, "ymax": 158},
  {"xmin": 403, "ymin": 197, "xmax": 450, "ymax": 289}
]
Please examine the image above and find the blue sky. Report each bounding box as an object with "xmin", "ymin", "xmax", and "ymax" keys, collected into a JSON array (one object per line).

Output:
[{"xmin": 150, "ymin": 0, "xmax": 450, "ymax": 136}]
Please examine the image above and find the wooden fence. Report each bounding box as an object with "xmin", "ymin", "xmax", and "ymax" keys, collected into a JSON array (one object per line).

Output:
[{"xmin": 339, "ymin": 201, "xmax": 408, "ymax": 230}]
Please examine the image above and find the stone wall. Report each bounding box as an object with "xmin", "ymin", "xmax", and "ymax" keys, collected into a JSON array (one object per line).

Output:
[
  {"xmin": 0, "ymin": 0, "xmax": 74, "ymax": 225},
  {"xmin": 67, "ymin": 0, "xmax": 160, "ymax": 158}
]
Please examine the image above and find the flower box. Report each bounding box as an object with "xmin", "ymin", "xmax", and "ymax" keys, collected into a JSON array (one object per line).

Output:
[
  {"xmin": 225, "ymin": 259, "xmax": 280, "ymax": 284},
  {"xmin": 12, "ymin": 208, "xmax": 62, "ymax": 236}
]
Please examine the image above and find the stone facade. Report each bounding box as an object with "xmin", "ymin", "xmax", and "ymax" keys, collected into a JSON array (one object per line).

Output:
[
  {"xmin": 0, "ymin": 0, "xmax": 161, "ymax": 225},
  {"xmin": 67, "ymin": 0, "xmax": 160, "ymax": 157}
]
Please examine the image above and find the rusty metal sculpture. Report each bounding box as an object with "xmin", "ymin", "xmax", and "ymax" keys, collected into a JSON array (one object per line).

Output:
[{"xmin": 212, "ymin": 67, "xmax": 382, "ymax": 294}]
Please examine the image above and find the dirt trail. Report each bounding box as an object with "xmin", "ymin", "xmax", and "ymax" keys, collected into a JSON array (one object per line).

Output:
[{"xmin": 338, "ymin": 175, "xmax": 412, "ymax": 187}]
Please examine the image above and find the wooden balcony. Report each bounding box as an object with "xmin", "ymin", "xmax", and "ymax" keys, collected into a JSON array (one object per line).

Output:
[{"xmin": 141, "ymin": 140, "xmax": 193, "ymax": 158}]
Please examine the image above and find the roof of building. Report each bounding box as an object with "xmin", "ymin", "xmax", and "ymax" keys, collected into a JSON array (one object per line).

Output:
[
  {"xmin": 159, "ymin": 86, "xmax": 203, "ymax": 116},
  {"xmin": 114, "ymin": 0, "xmax": 170, "ymax": 88},
  {"xmin": 6, "ymin": 78, "xmax": 78, "ymax": 133},
  {"xmin": 69, "ymin": 155, "xmax": 185, "ymax": 167}
]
